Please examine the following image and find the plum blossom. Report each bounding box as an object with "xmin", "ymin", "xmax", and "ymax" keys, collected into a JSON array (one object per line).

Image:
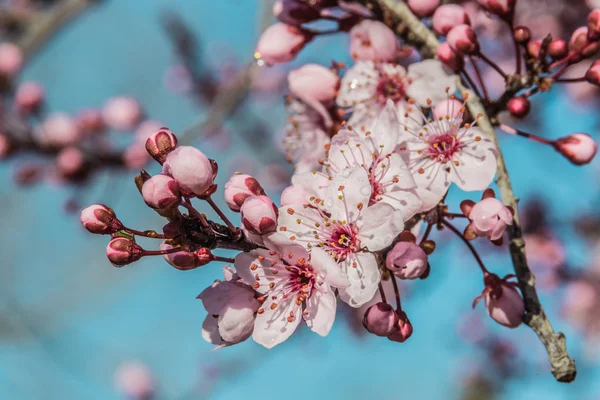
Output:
[
  {"xmin": 398, "ymin": 96, "xmax": 497, "ymax": 195},
  {"xmin": 235, "ymin": 242, "xmax": 350, "ymax": 348},
  {"xmin": 462, "ymin": 189, "xmax": 513, "ymax": 244},
  {"xmin": 282, "ymin": 96, "xmax": 332, "ymax": 173},
  {"xmin": 323, "ymin": 101, "xmax": 423, "ymax": 218},
  {"xmin": 274, "ymin": 167, "xmax": 404, "ymax": 307},
  {"xmin": 336, "ymin": 60, "xmax": 456, "ymax": 129}
]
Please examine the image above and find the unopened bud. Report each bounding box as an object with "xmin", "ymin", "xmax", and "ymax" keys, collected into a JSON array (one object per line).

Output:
[
  {"xmin": 507, "ymin": 96, "xmax": 530, "ymax": 119},
  {"xmin": 240, "ymin": 195, "xmax": 279, "ymax": 235},
  {"xmin": 513, "ymin": 26, "xmax": 530, "ymax": 44},
  {"xmin": 224, "ymin": 173, "xmax": 266, "ymax": 212},
  {"xmin": 363, "ymin": 302, "xmax": 398, "ymax": 337},
  {"xmin": 80, "ymin": 204, "xmax": 123, "ymax": 234},
  {"xmin": 106, "ymin": 237, "xmax": 143, "ymax": 266},
  {"xmin": 554, "ymin": 133, "xmax": 598, "ymax": 166},
  {"xmin": 446, "ymin": 24, "xmax": 479, "ymax": 55},
  {"xmin": 547, "ymin": 38, "xmax": 568, "ymax": 60},
  {"xmin": 145, "ymin": 128, "xmax": 178, "ymax": 164},
  {"xmin": 387, "ymin": 310, "xmax": 413, "ymax": 343},
  {"xmin": 141, "ymin": 174, "xmax": 181, "ymax": 210}
]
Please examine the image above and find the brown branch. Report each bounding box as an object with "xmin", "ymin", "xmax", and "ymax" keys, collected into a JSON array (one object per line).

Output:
[{"xmin": 374, "ymin": 0, "xmax": 576, "ymax": 382}]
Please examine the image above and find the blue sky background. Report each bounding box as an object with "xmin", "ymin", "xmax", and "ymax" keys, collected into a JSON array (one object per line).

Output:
[{"xmin": 0, "ymin": 1, "xmax": 599, "ymax": 399}]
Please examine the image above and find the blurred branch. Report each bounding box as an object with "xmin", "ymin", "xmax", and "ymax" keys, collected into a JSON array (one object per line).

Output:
[{"xmin": 373, "ymin": 0, "xmax": 576, "ymax": 383}]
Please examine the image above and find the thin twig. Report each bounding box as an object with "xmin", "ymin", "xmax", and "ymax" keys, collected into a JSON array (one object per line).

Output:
[{"xmin": 373, "ymin": 0, "xmax": 576, "ymax": 383}]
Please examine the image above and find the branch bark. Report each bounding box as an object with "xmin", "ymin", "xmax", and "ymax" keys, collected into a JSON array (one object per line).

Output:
[{"xmin": 375, "ymin": 0, "xmax": 576, "ymax": 382}]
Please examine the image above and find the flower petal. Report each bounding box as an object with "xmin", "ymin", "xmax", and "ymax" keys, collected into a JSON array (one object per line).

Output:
[
  {"xmin": 198, "ymin": 280, "xmax": 253, "ymax": 313},
  {"xmin": 324, "ymin": 167, "xmax": 371, "ymax": 222},
  {"xmin": 311, "ymin": 247, "xmax": 350, "ymax": 288},
  {"xmin": 303, "ymin": 284, "xmax": 337, "ymax": 336},
  {"xmin": 406, "ymin": 59, "xmax": 457, "ymax": 106},
  {"xmin": 201, "ymin": 315, "xmax": 223, "ymax": 345},
  {"xmin": 370, "ymin": 100, "xmax": 401, "ymax": 154},
  {"xmin": 336, "ymin": 61, "xmax": 378, "ymax": 107},
  {"xmin": 252, "ymin": 296, "xmax": 302, "ymax": 349},
  {"xmin": 218, "ymin": 293, "xmax": 260, "ymax": 343},
  {"xmin": 450, "ymin": 127, "xmax": 497, "ymax": 191},
  {"xmin": 338, "ymin": 252, "xmax": 380, "ymax": 307},
  {"xmin": 356, "ymin": 202, "xmax": 404, "ymax": 250}
]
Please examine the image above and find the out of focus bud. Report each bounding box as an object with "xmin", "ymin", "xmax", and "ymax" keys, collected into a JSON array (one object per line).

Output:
[
  {"xmin": 114, "ymin": 361, "xmax": 154, "ymax": 400},
  {"xmin": 432, "ymin": 5, "xmax": 470, "ymax": 36},
  {"xmin": 77, "ymin": 109, "xmax": 105, "ymax": 135},
  {"xmin": 437, "ymin": 41, "xmax": 464, "ymax": 71},
  {"xmin": 15, "ymin": 81, "xmax": 45, "ymax": 114},
  {"xmin": 407, "ymin": 0, "xmax": 440, "ymax": 18},
  {"xmin": 513, "ymin": 26, "xmax": 530, "ymax": 44},
  {"xmin": 0, "ymin": 42, "xmax": 23, "ymax": 78},
  {"xmin": 507, "ymin": 96, "xmax": 530, "ymax": 119},
  {"xmin": 280, "ymin": 184, "xmax": 313, "ymax": 206},
  {"xmin": 553, "ymin": 133, "xmax": 598, "ymax": 165},
  {"xmin": 387, "ymin": 310, "xmax": 413, "ymax": 343},
  {"xmin": 80, "ymin": 204, "xmax": 123, "ymax": 234},
  {"xmin": 446, "ymin": 24, "xmax": 479, "ymax": 55},
  {"xmin": 40, "ymin": 113, "xmax": 82, "ymax": 147},
  {"xmin": 106, "ymin": 237, "xmax": 143, "ymax": 266},
  {"xmin": 349, "ymin": 20, "xmax": 398, "ymax": 62},
  {"xmin": 0, "ymin": 134, "xmax": 12, "ymax": 159},
  {"xmin": 240, "ymin": 195, "xmax": 278, "ymax": 235},
  {"xmin": 362, "ymin": 302, "xmax": 398, "ymax": 336},
  {"xmin": 102, "ymin": 96, "xmax": 143, "ymax": 131},
  {"xmin": 145, "ymin": 128, "xmax": 178, "ymax": 164},
  {"xmin": 588, "ymin": 9, "xmax": 600, "ymax": 41},
  {"xmin": 386, "ymin": 242, "xmax": 428, "ymax": 279},
  {"xmin": 526, "ymin": 40, "xmax": 542, "ymax": 58},
  {"xmin": 288, "ymin": 64, "xmax": 340, "ymax": 104},
  {"xmin": 142, "ymin": 174, "xmax": 181, "ymax": 210},
  {"xmin": 255, "ymin": 23, "xmax": 313, "ymax": 65},
  {"xmin": 476, "ymin": 0, "xmax": 515, "ymax": 20},
  {"xmin": 547, "ymin": 39, "xmax": 568, "ymax": 60},
  {"xmin": 273, "ymin": 0, "xmax": 320, "ymax": 26},
  {"xmin": 432, "ymin": 98, "xmax": 464, "ymax": 120},
  {"xmin": 585, "ymin": 60, "xmax": 600, "ymax": 86},
  {"xmin": 570, "ymin": 27, "xmax": 594, "ymax": 56},
  {"xmin": 56, "ymin": 146, "xmax": 86, "ymax": 179},
  {"xmin": 162, "ymin": 146, "xmax": 216, "ymax": 196},
  {"xmin": 224, "ymin": 173, "xmax": 266, "ymax": 211}
]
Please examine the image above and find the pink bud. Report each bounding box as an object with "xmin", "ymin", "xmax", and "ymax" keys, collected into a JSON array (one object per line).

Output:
[
  {"xmin": 160, "ymin": 241, "xmax": 209, "ymax": 270},
  {"xmin": 386, "ymin": 242, "xmax": 428, "ymax": 279},
  {"xmin": 56, "ymin": 146, "xmax": 86, "ymax": 178},
  {"xmin": 547, "ymin": 39, "xmax": 568, "ymax": 60},
  {"xmin": 102, "ymin": 96, "xmax": 143, "ymax": 131},
  {"xmin": 349, "ymin": 20, "xmax": 398, "ymax": 62},
  {"xmin": 288, "ymin": 64, "xmax": 340, "ymax": 104},
  {"xmin": 362, "ymin": 302, "xmax": 398, "ymax": 336},
  {"xmin": 240, "ymin": 195, "xmax": 279, "ymax": 235},
  {"xmin": 408, "ymin": 0, "xmax": 440, "ymax": 18},
  {"xmin": 0, "ymin": 134, "xmax": 11, "ymax": 159},
  {"xmin": 142, "ymin": 174, "xmax": 181, "ymax": 210},
  {"xmin": 106, "ymin": 237, "xmax": 143, "ymax": 266},
  {"xmin": 485, "ymin": 282, "xmax": 524, "ymax": 328},
  {"xmin": 432, "ymin": 98, "xmax": 464, "ymax": 120},
  {"xmin": 80, "ymin": 204, "xmax": 122, "ymax": 234},
  {"xmin": 40, "ymin": 113, "xmax": 82, "ymax": 147},
  {"xmin": 145, "ymin": 127, "xmax": 178, "ymax": 164},
  {"xmin": 437, "ymin": 41, "xmax": 464, "ymax": 71},
  {"xmin": 387, "ymin": 310, "xmax": 413, "ymax": 343},
  {"xmin": 114, "ymin": 361, "xmax": 154, "ymax": 400},
  {"xmin": 554, "ymin": 133, "xmax": 598, "ymax": 166},
  {"xmin": 467, "ymin": 197, "xmax": 513, "ymax": 241},
  {"xmin": 76, "ymin": 109, "xmax": 105, "ymax": 135},
  {"xmin": 588, "ymin": 9, "xmax": 600, "ymax": 41},
  {"xmin": 570, "ymin": 27, "xmax": 591, "ymax": 54},
  {"xmin": 432, "ymin": 4, "xmax": 470, "ymax": 36},
  {"xmin": 280, "ymin": 184, "xmax": 313, "ymax": 206},
  {"xmin": 123, "ymin": 143, "xmax": 150, "ymax": 170},
  {"xmin": 527, "ymin": 40, "xmax": 542, "ymax": 58},
  {"xmin": 15, "ymin": 81, "xmax": 45, "ymax": 114},
  {"xmin": 224, "ymin": 173, "xmax": 266, "ymax": 211},
  {"xmin": 586, "ymin": 60, "xmax": 600, "ymax": 86},
  {"xmin": 507, "ymin": 96, "xmax": 530, "ymax": 119},
  {"xmin": 255, "ymin": 23, "xmax": 313, "ymax": 64},
  {"xmin": 513, "ymin": 26, "xmax": 530, "ymax": 44},
  {"xmin": 476, "ymin": 0, "xmax": 515, "ymax": 19},
  {"xmin": 162, "ymin": 146, "xmax": 216, "ymax": 196},
  {"xmin": 0, "ymin": 42, "xmax": 23, "ymax": 77},
  {"xmin": 273, "ymin": 0, "xmax": 320, "ymax": 26},
  {"xmin": 446, "ymin": 24, "xmax": 479, "ymax": 55}
]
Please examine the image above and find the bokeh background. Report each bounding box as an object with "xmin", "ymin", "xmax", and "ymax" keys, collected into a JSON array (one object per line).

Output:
[{"xmin": 1, "ymin": 0, "xmax": 600, "ymax": 399}]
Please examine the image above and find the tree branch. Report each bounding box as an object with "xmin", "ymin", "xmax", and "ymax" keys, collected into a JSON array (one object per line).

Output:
[{"xmin": 374, "ymin": 0, "xmax": 576, "ymax": 382}]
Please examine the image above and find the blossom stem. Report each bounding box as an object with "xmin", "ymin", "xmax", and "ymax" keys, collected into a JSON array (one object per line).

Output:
[
  {"xmin": 498, "ymin": 124, "xmax": 554, "ymax": 145},
  {"xmin": 553, "ymin": 77, "xmax": 586, "ymax": 83},
  {"xmin": 179, "ymin": 199, "xmax": 210, "ymax": 228},
  {"xmin": 378, "ymin": 282, "xmax": 388, "ymax": 304},
  {"xmin": 122, "ymin": 227, "xmax": 166, "ymax": 239},
  {"xmin": 510, "ymin": 22, "xmax": 522, "ymax": 75},
  {"xmin": 206, "ymin": 196, "xmax": 238, "ymax": 232},
  {"xmin": 419, "ymin": 221, "xmax": 434, "ymax": 244},
  {"xmin": 469, "ymin": 56, "xmax": 490, "ymax": 103},
  {"xmin": 478, "ymin": 51, "xmax": 508, "ymax": 79},
  {"xmin": 390, "ymin": 275, "xmax": 402, "ymax": 310},
  {"xmin": 143, "ymin": 247, "xmax": 183, "ymax": 256},
  {"xmin": 443, "ymin": 212, "xmax": 467, "ymax": 219},
  {"xmin": 213, "ymin": 256, "xmax": 235, "ymax": 263},
  {"xmin": 441, "ymin": 219, "xmax": 488, "ymax": 274},
  {"xmin": 461, "ymin": 71, "xmax": 483, "ymax": 99}
]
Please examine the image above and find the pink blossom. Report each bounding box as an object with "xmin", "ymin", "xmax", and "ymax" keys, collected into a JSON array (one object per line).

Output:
[
  {"xmin": 554, "ymin": 133, "xmax": 598, "ymax": 166},
  {"xmin": 485, "ymin": 282, "xmax": 524, "ymax": 328},
  {"xmin": 76, "ymin": 109, "xmax": 105, "ymax": 135},
  {"xmin": 56, "ymin": 146, "xmax": 85, "ymax": 178},
  {"xmin": 123, "ymin": 144, "xmax": 150, "ymax": 170},
  {"xmin": 275, "ymin": 167, "xmax": 405, "ymax": 307},
  {"xmin": 162, "ymin": 146, "xmax": 216, "ymax": 196},
  {"xmin": 399, "ymin": 98, "xmax": 497, "ymax": 194},
  {"xmin": 337, "ymin": 60, "xmax": 456, "ymax": 129},
  {"xmin": 432, "ymin": 5, "xmax": 471, "ymax": 36},
  {"xmin": 280, "ymin": 184, "xmax": 315, "ymax": 206},
  {"xmin": 255, "ymin": 23, "xmax": 312, "ymax": 65},
  {"xmin": 235, "ymin": 243, "xmax": 350, "ymax": 348},
  {"xmin": 432, "ymin": 98, "xmax": 464, "ymax": 120},
  {"xmin": 288, "ymin": 64, "xmax": 340, "ymax": 106},
  {"xmin": 80, "ymin": 204, "xmax": 122, "ymax": 234},
  {"xmin": 114, "ymin": 361, "xmax": 154, "ymax": 400},
  {"xmin": 224, "ymin": 173, "xmax": 266, "ymax": 211},
  {"xmin": 465, "ymin": 196, "xmax": 513, "ymax": 241},
  {"xmin": 588, "ymin": 9, "xmax": 600, "ymax": 40},
  {"xmin": 349, "ymin": 20, "xmax": 398, "ymax": 62},
  {"xmin": 102, "ymin": 96, "xmax": 143, "ymax": 131},
  {"xmin": 476, "ymin": 0, "xmax": 515, "ymax": 19},
  {"xmin": 199, "ymin": 267, "xmax": 260, "ymax": 348},
  {"xmin": 407, "ymin": 0, "xmax": 440, "ymax": 18},
  {"xmin": 142, "ymin": 174, "xmax": 181, "ymax": 210},
  {"xmin": 240, "ymin": 195, "xmax": 279, "ymax": 235},
  {"xmin": 39, "ymin": 113, "xmax": 82, "ymax": 147},
  {"xmin": 362, "ymin": 302, "xmax": 398, "ymax": 336},
  {"xmin": 436, "ymin": 41, "xmax": 464, "ymax": 72},
  {"xmin": 446, "ymin": 24, "xmax": 479, "ymax": 55},
  {"xmin": 0, "ymin": 42, "xmax": 23, "ymax": 77},
  {"xmin": 386, "ymin": 241, "xmax": 428, "ymax": 279},
  {"xmin": 14, "ymin": 81, "xmax": 45, "ymax": 114}
]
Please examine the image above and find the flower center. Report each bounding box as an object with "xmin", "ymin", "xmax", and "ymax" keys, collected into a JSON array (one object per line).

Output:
[
  {"xmin": 427, "ymin": 133, "xmax": 461, "ymax": 163},
  {"xmin": 376, "ymin": 75, "xmax": 405, "ymax": 104},
  {"xmin": 326, "ymin": 223, "xmax": 359, "ymax": 261}
]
